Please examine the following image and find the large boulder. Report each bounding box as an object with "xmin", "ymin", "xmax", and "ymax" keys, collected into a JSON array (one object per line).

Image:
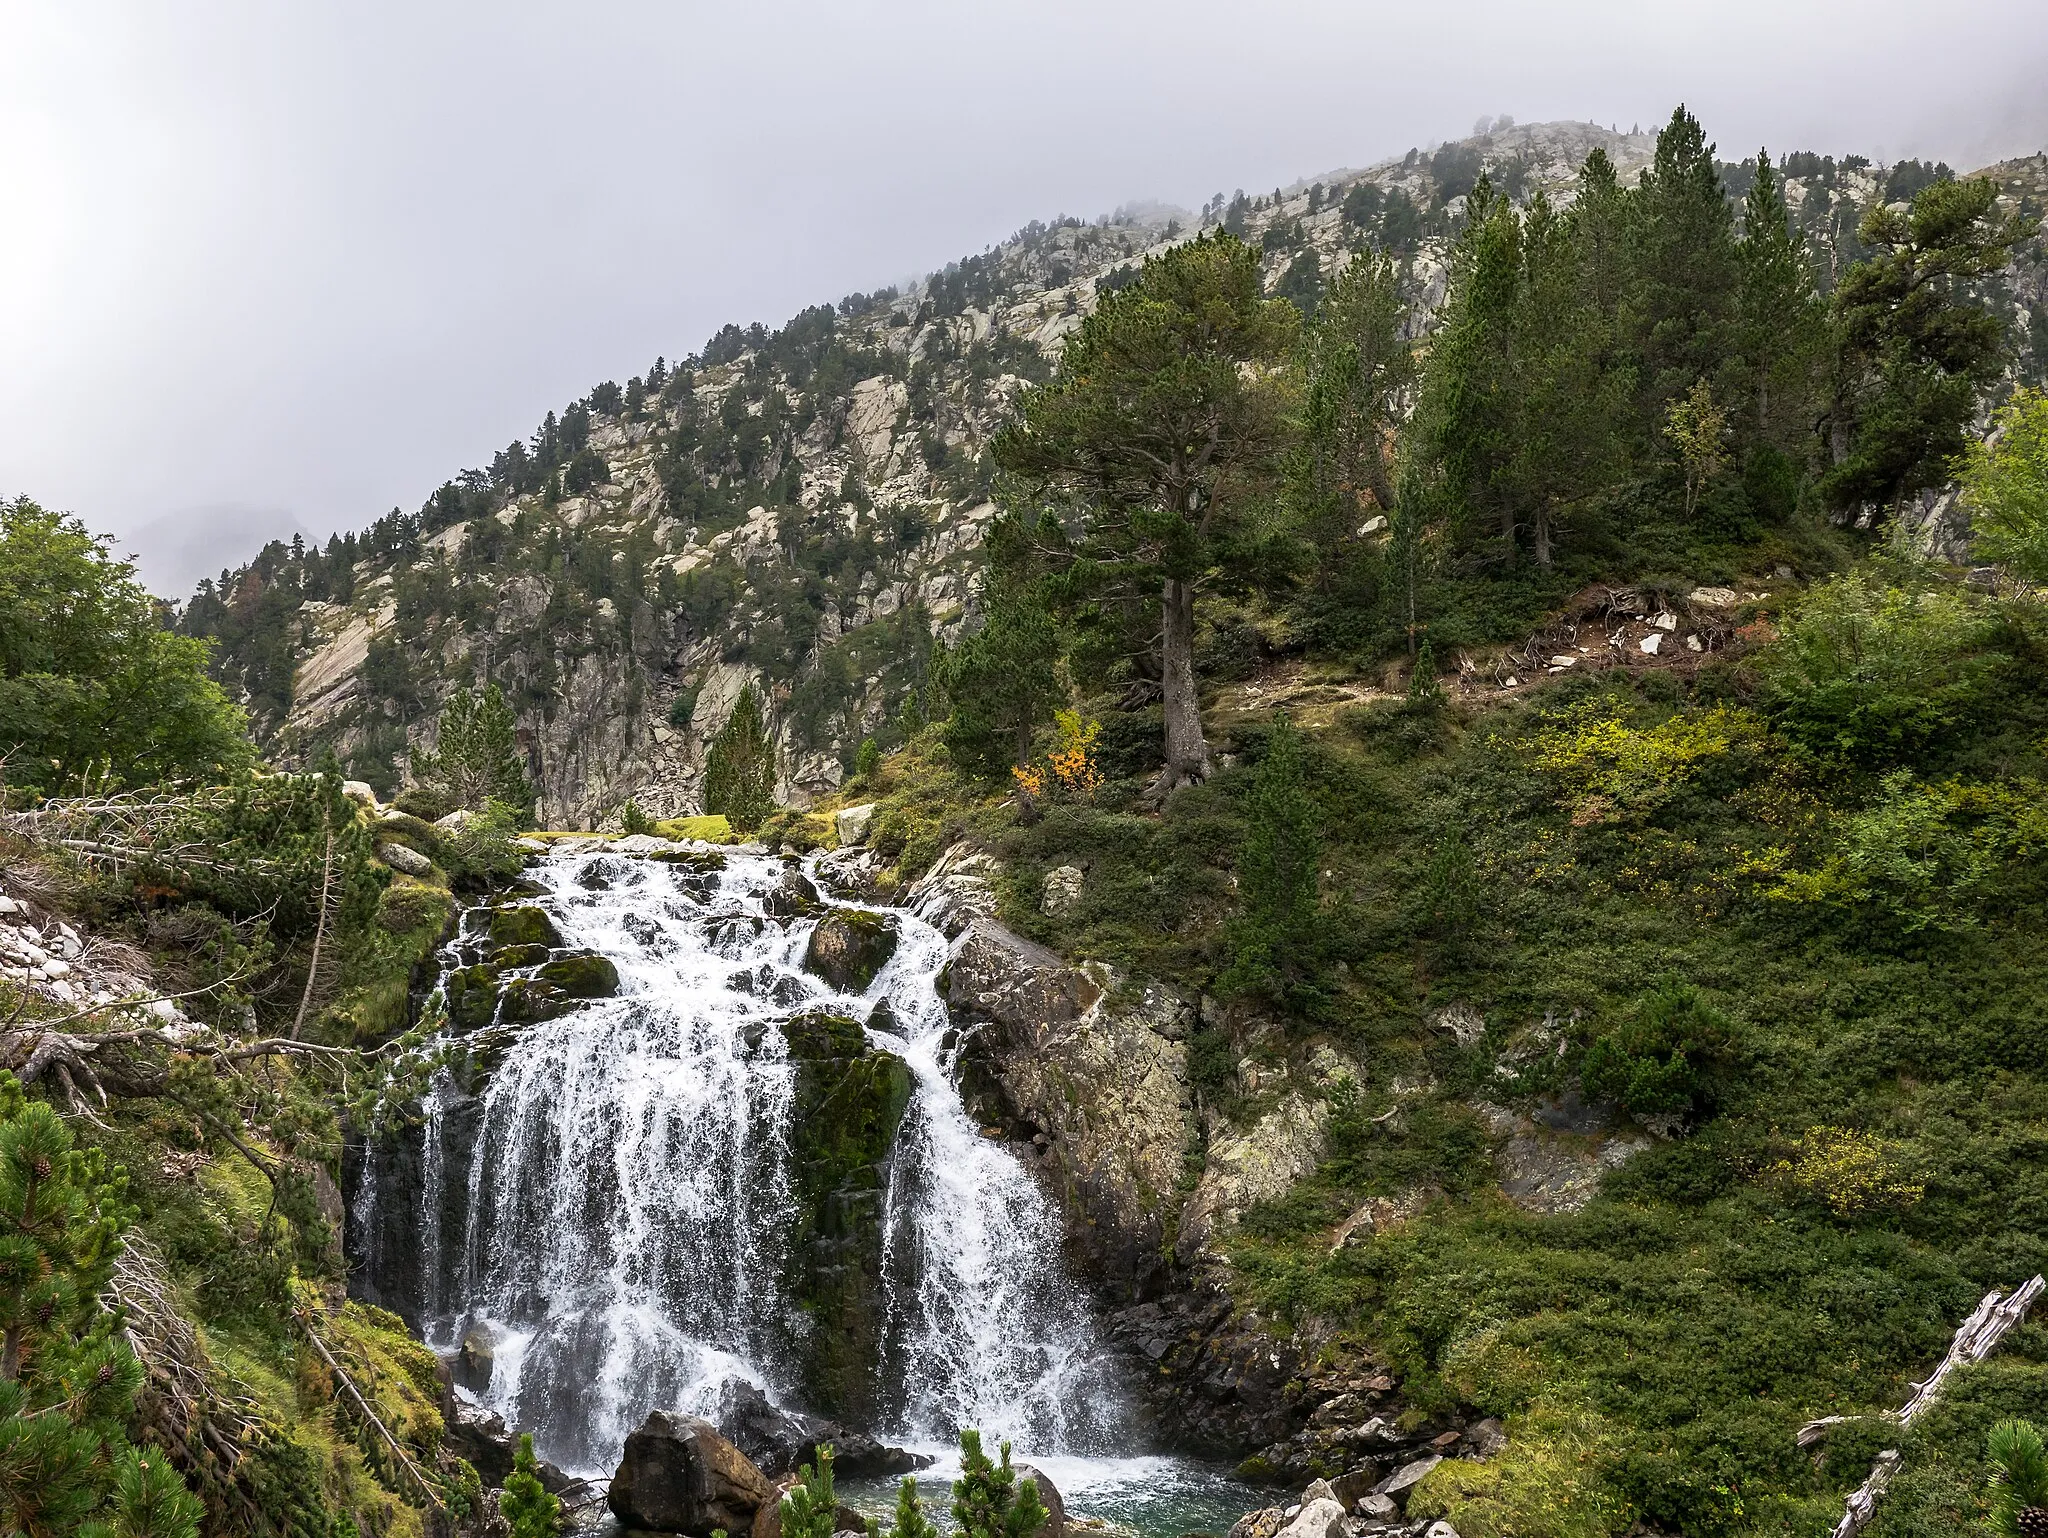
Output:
[
  {"xmin": 802, "ymin": 911, "xmax": 898, "ymax": 993},
  {"xmin": 748, "ymin": 1475, "xmax": 869, "ymax": 1538},
  {"xmin": 1015, "ymin": 1464, "xmax": 1066, "ymax": 1538},
  {"xmin": 608, "ymin": 1411, "xmax": 773, "ymax": 1535}
]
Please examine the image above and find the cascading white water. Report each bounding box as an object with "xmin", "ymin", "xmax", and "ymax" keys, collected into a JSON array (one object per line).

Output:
[{"xmin": 356, "ymin": 845, "xmax": 1129, "ymax": 1477}]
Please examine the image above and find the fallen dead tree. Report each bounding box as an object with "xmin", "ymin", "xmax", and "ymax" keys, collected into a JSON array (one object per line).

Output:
[{"xmin": 1805, "ymin": 1275, "xmax": 2046, "ymax": 1538}]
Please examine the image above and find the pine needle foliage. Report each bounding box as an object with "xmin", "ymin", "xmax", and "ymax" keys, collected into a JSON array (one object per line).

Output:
[
  {"xmin": 410, "ymin": 684, "xmax": 535, "ymax": 817},
  {"xmin": 703, "ymin": 683, "xmax": 778, "ymax": 834},
  {"xmin": 951, "ymin": 1429, "xmax": 1048, "ymax": 1538},
  {"xmin": 869, "ymin": 1475, "xmax": 938, "ymax": 1538},
  {"xmin": 780, "ymin": 1443, "xmax": 838, "ymax": 1538},
  {"xmin": 501, "ymin": 1433, "xmax": 560, "ymax": 1538},
  {"xmin": 1990, "ymin": 1418, "xmax": 2048, "ymax": 1538},
  {"xmin": 0, "ymin": 1072, "xmax": 203, "ymax": 1537}
]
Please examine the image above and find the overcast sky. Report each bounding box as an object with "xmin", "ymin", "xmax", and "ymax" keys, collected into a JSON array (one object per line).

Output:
[{"xmin": 5, "ymin": 1, "xmax": 2046, "ymax": 596}]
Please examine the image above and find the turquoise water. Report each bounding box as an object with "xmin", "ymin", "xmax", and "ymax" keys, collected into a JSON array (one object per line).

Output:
[{"xmin": 839, "ymin": 1450, "xmax": 1272, "ymax": 1538}]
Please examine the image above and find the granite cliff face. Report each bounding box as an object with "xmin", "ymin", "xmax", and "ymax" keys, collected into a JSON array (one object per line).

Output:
[{"xmin": 184, "ymin": 122, "xmax": 2048, "ymax": 829}]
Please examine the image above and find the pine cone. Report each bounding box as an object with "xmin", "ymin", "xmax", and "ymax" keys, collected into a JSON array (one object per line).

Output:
[{"xmin": 2016, "ymin": 1505, "xmax": 2048, "ymax": 1538}]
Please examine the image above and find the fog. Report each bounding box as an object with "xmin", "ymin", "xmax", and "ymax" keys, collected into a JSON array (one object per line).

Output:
[{"xmin": 3, "ymin": 0, "xmax": 2044, "ymax": 596}]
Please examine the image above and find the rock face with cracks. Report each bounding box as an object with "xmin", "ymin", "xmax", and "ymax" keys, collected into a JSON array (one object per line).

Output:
[{"xmin": 608, "ymin": 1411, "xmax": 773, "ymax": 1535}]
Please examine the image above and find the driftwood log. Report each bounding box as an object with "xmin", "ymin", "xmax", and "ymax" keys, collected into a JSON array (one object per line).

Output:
[{"xmin": 1811, "ymin": 1274, "xmax": 2046, "ymax": 1538}]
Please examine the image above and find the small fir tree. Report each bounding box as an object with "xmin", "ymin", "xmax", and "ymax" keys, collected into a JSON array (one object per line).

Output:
[
  {"xmin": 871, "ymin": 1475, "xmax": 938, "ymax": 1538},
  {"xmin": 951, "ymin": 1431, "xmax": 1048, "ymax": 1538},
  {"xmin": 0, "ymin": 1072, "xmax": 203, "ymax": 1537},
  {"xmin": 703, "ymin": 684, "xmax": 778, "ymax": 834},
  {"xmin": 1219, "ymin": 719, "xmax": 1324, "ymax": 1003},
  {"xmin": 780, "ymin": 1444, "xmax": 838, "ymax": 1538},
  {"xmin": 411, "ymin": 683, "xmax": 535, "ymax": 817},
  {"xmin": 501, "ymin": 1433, "xmax": 561, "ymax": 1538}
]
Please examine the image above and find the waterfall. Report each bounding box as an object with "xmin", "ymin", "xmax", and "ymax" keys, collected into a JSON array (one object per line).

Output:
[{"xmin": 352, "ymin": 846, "xmax": 1130, "ymax": 1477}]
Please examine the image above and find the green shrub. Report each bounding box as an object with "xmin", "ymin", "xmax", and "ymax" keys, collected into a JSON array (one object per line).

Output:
[{"xmin": 1579, "ymin": 978, "xmax": 1736, "ymax": 1121}]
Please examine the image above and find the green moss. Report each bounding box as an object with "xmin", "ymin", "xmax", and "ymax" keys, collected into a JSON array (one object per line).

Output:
[
  {"xmin": 486, "ymin": 943, "xmax": 550, "ymax": 969},
  {"xmin": 802, "ymin": 909, "xmax": 899, "ymax": 992},
  {"xmin": 777, "ymin": 1010, "xmax": 914, "ymax": 1420},
  {"xmin": 375, "ymin": 880, "xmax": 454, "ymax": 935},
  {"xmin": 488, "ymin": 905, "xmax": 562, "ymax": 948},
  {"xmin": 443, "ymin": 963, "xmax": 501, "ymax": 1032},
  {"xmin": 499, "ymin": 977, "xmax": 573, "ymax": 1023},
  {"xmin": 537, "ymin": 953, "xmax": 620, "ymax": 998},
  {"xmin": 654, "ymin": 814, "xmax": 738, "ymax": 843}
]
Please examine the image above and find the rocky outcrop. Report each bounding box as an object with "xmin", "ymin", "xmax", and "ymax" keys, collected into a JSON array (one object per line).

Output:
[
  {"xmin": 609, "ymin": 1412, "xmax": 773, "ymax": 1535},
  {"xmin": 943, "ymin": 915, "xmax": 1194, "ymax": 1298},
  {"xmin": 776, "ymin": 1011, "xmax": 914, "ymax": 1420}
]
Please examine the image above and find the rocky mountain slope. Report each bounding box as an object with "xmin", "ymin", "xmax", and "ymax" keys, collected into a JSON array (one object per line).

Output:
[{"xmin": 181, "ymin": 121, "xmax": 2048, "ymax": 828}]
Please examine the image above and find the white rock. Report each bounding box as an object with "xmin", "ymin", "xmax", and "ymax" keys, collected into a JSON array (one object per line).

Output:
[
  {"xmin": 1424, "ymin": 1523, "xmax": 1462, "ymax": 1538},
  {"xmin": 1686, "ymin": 634, "xmax": 1703, "ymax": 652},
  {"xmin": 377, "ymin": 842, "xmax": 434, "ymax": 877},
  {"xmin": 40, "ymin": 958, "xmax": 72, "ymax": 978},
  {"xmin": 1653, "ymin": 611, "xmax": 1678, "ymax": 631},
  {"xmin": 1379, "ymin": 1455, "xmax": 1442, "ymax": 1503},
  {"xmin": 1638, "ymin": 632, "xmax": 1663, "ymax": 655},
  {"xmin": 1502, "ymin": 676, "xmax": 1519, "ymax": 688},
  {"xmin": 1041, "ymin": 864, "xmax": 1085, "ymax": 918},
  {"xmin": 1690, "ymin": 586, "xmax": 1739, "ymax": 608},
  {"xmin": 1356, "ymin": 1494, "xmax": 1398, "ymax": 1520},
  {"xmin": 1357, "ymin": 515, "xmax": 1389, "ymax": 537},
  {"xmin": 1548, "ymin": 655, "xmax": 1577, "ymax": 667},
  {"xmin": 341, "ymin": 780, "xmax": 379, "ymax": 804},
  {"xmin": 436, "ymin": 809, "xmax": 478, "ymax": 831},
  {"xmin": 0, "ymin": 896, "xmax": 17, "ymax": 915},
  {"xmin": 835, "ymin": 803, "xmax": 878, "ymax": 847},
  {"xmin": 1275, "ymin": 1497, "xmax": 1345, "ymax": 1538}
]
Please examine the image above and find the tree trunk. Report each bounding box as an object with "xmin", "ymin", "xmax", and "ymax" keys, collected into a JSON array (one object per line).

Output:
[
  {"xmin": 1152, "ymin": 577, "xmax": 1211, "ymax": 799},
  {"xmin": 1534, "ymin": 505, "xmax": 1553, "ymax": 568}
]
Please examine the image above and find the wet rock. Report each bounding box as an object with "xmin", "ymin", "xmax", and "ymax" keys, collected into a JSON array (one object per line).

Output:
[
  {"xmin": 489, "ymin": 906, "xmax": 563, "ymax": 948},
  {"xmin": 777, "ymin": 1012, "xmax": 915, "ymax": 1420},
  {"xmin": 813, "ymin": 849, "xmax": 881, "ymax": 901},
  {"xmin": 487, "ymin": 942, "xmax": 551, "ymax": 969},
  {"xmin": 444, "ymin": 964, "xmax": 502, "ymax": 1032},
  {"xmin": 1465, "ymin": 1417, "xmax": 1506, "ymax": 1458},
  {"xmin": 902, "ymin": 841, "xmax": 1000, "ymax": 938},
  {"xmin": 763, "ymin": 867, "xmax": 824, "ymax": 919},
  {"xmin": 499, "ymin": 977, "xmax": 574, "ymax": 1023},
  {"xmin": 446, "ymin": 1401, "xmax": 578, "ymax": 1493},
  {"xmin": 455, "ymin": 1325, "xmax": 496, "ymax": 1393},
  {"xmin": 608, "ymin": 1411, "xmax": 773, "ymax": 1535},
  {"xmin": 714, "ymin": 1380, "xmax": 927, "ymax": 1480},
  {"xmin": 802, "ymin": 910, "xmax": 898, "ymax": 992},
  {"xmin": 1014, "ymin": 1463, "xmax": 1065, "ymax": 1538},
  {"xmin": 538, "ymin": 953, "xmax": 621, "ymax": 998}
]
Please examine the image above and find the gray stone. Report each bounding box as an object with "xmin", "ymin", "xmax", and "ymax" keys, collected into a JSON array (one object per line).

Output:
[
  {"xmin": 1376, "ymin": 1456, "xmax": 1441, "ymax": 1507},
  {"xmin": 1275, "ymin": 1496, "xmax": 1346, "ymax": 1538},
  {"xmin": 1040, "ymin": 864, "xmax": 1084, "ymax": 917},
  {"xmin": 834, "ymin": 803, "xmax": 877, "ymax": 847},
  {"xmin": 378, "ymin": 841, "xmax": 434, "ymax": 877},
  {"xmin": 1355, "ymin": 1493, "xmax": 1398, "ymax": 1520}
]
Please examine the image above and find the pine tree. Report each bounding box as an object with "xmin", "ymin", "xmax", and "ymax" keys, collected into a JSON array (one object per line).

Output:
[
  {"xmin": 1291, "ymin": 248, "xmax": 1415, "ymax": 557},
  {"xmin": 937, "ymin": 534, "xmax": 1061, "ymax": 781},
  {"xmin": 871, "ymin": 1476, "xmax": 938, "ymax": 1538},
  {"xmin": 703, "ymin": 683, "xmax": 778, "ymax": 833},
  {"xmin": 0, "ymin": 1073, "xmax": 203, "ymax": 1537},
  {"xmin": 1735, "ymin": 149, "xmax": 1825, "ymax": 449},
  {"xmin": 951, "ymin": 1431, "xmax": 1048, "ymax": 1538},
  {"xmin": 993, "ymin": 233, "xmax": 1297, "ymax": 795},
  {"xmin": 501, "ymin": 1433, "xmax": 560, "ymax": 1538},
  {"xmin": 780, "ymin": 1444, "xmax": 837, "ymax": 1538},
  {"xmin": 410, "ymin": 684, "xmax": 535, "ymax": 817},
  {"xmin": 1219, "ymin": 717, "xmax": 1324, "ymax": 1003},
  {"xmin": 1630, "ymin": 105, "xmax": 1740, "ymax": 422},
  {"xmin": 1989, "ymin": 1418, "xmax": 2048, "ymax": 1538}
]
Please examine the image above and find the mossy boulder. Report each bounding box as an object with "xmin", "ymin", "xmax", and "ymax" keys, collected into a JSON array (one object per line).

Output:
[
  {"xmin": 777, "ymin": 1010, "xmax": 913, "ymax": 1421},
  {"xmin": 499, "ymin": 977, "xmax": 574, "ymax": 1024},
  {"xmin": 486, "ymin": 943, "xmax": 551, "ymax": 970},
  {"xmin": 761, "ymin": 866, "xmax": 823, "ymax": 919},
  {"xmin": 651, "ymin": 849, "xmax": 728, "ymax": 873},
  {"xmin": 444, "ymin": 964, "xmax": 501, "ymax": 1033},
  {"xmin": 802, "ymin": 910, "xmax": 898, "ymax": 993},
  {"xmin": 537, "ymin": 953, "xmax": 620, "ymax": 998},
  {"xmin": 488, "ymin": 905, "xmax": 562, "ymax": 948},
  {"xmin": 376, "ymin": 881, "xmax": 454, "ymax": 937}
]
